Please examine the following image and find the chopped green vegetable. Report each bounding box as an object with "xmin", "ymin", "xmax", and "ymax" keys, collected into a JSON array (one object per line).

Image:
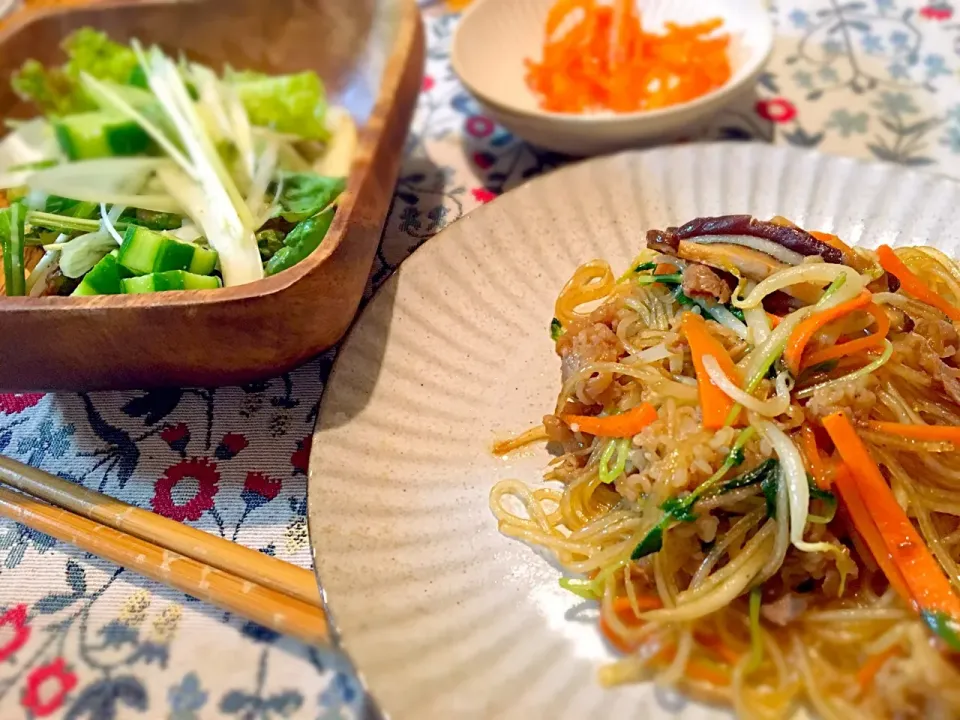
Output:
[
  {"xmin": 729, "ymin": 306, "xmax": 746, "ymax": 323},
  {"xmin": 747, "ymin": 586, "xmax": 763, "ymax": 672},
  {"xmin": 762, "ymin": 467, "xmax": 780, "ymax": 519},
  {"xmin": 633, "ymin": 262, "xmax": 657, "ymax": 273},
  {"xmin": 124, "ymin": 208, "xmax": 182, "ymax": 231},
  {"xmin": 256, "ymin": 228, "xmax": 286, "ymax": 261},
  {"xmin": 631, "ymin": 428, "xmax": 759, "ymax": 560},
  {"xmin": 559, "ymin": 577, "xmax": 601, "ymax": 601},
  {"xmin": 71, "ymin": 252, "xmax": 130, "ymax": 295},
  {"xmin": 12, "ymin": 29, "xmax": 140, "ymax": 115},
  {"xmin": 273, "ymin": 172, "xmax": 346, "ymax": 223},
  {"xmin": 122, "ymin": 269, "xmax": 221, "ymax": 293},
  {"xmin": 53, "ymin": 110, "xmax": 152, "ymax": 160},
  {"xmin": 117, "ymin": 225, "xmax": 216, "ymax": 276},
  {"xmin": 808, "ymin": 480, "xmax": 838, "ymax": 524},
  {"xmin": 717, "ymin": 458, "xmax": 779, "ymax": 495},
  {"xmin": 673, "ymin": 287, "xmax": 696, "ymax": 307},
  {"xmin": 598, "ymin": 438, "xmax": 630, "ymax": 484},
  {"xmin": 550, "ymin": 317, "xmax": 564, "ymax": 341},
  {"xmin": 264, "ymin": 205, "xmax": 335, "ymax": 276},
  {"xmin": 922, "ymin": 610, "xmax": 960, "ymax": 652},
  {"xmin": 1, "ymin": 203, "xmax": 26, "ymax": 296},
  {"xmin": 230, "ymin": 71, "xmax": 330, "ymax": 141},
  {"xmin": 637, "ymin": 272, "xmax": 682, "ymax": 286}
]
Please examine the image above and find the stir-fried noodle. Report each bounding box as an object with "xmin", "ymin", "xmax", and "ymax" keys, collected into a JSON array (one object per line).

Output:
[{"xmin": 491, "ymin": 216, "xmax": 960, "ymax": 718}]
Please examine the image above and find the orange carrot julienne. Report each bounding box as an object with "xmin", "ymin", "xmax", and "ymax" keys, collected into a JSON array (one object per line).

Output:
[
  {"xmin": 600, "ymin": 594, "xmax": 663, "ymax": 652},
  {"xmin": 865, "ymin": 422, "xmax": 960, "ymax": 444},
  {"xmin": 656, "ymin": 645, "xmax": 731, "ymax": 685},
  {"xmin": 783, "ymin": 290, "xmax": 872, "ymax": 375},
  {"xmin": 525, "ymin": 0, "xmax": 730, "ymax": 114},
  {"xmin": 681, "ymin": 312, "xmax": 742, "ymax": 429},
  {"xmin": 766, "ymin": 312, "xmax": 782, "ymax": 329},
  {"xmin": 830, "ymin": 462, "xmax": 912, "ymax": 605},
  {"xmin": 856, "ymin": 646, "xmax": 901, "ymax": 693},
  {"xmin": 561, "ymin": 402, "xmax": 657, "ymax": 438},
  {"xmin": 801, "ymin": 302, "xmax": 890, "ymax": 370},
  {"xmin": 799, "ymin": 424, "xmax": 831, "ymax": 490},
  {"xmin": 877, "ymin": 244, "xmax": 960, "ymax": 322},
  {"xmin": 695, "ymin": 632, "xmax": 742, "ymax": 666},
  {"xmin": 823, "ymin": 412, "xmax": 960, "ymax": 625},
  {"xmin": 611, "ymin": 594, "xmax": 664, "ymax": 615}
]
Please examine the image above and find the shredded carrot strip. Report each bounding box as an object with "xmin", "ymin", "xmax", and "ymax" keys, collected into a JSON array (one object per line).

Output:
[
  {"xmin": 654, "ymin": 262, "xmax": 678, "ymax": 275},
  {"xmin": 824, "ymin": 412, "xmax": 960, "ymax": 621},
  {"xmin": 856, "ymin": 646, "xmax": 901, "ymax": 693},
  {"xmin": 801, "ymin": 302, "xmax": 890, "ymax": 370},
  {"xmin": 525, "ymin": 0, "xmax": 730, "ymax": 114},
  {"xmin": 865, "ymin": 422, "xmax": 960, "ymax": 444},
  {"xmin": 799, "ymin": 424, "xmax": 831, "ymax": 490},
  {"xmin": 657, "ymin": 644, "xmax": 732, "ymax": 685},
  {"xmin": 695, "ymin": 632, "xmax": 742, "ymax": 665},
  {"xmin": 599, "ymin": 594, "xmax": 663, "ymax": 652},
  {"xmin": 783, "ymin": 290, "xmax": 871, "ymax": 375},
  {"xmin": 681, "ymin": 312, "xmax": 742, "ymax": 429},
  {"xmin": 830, "ymin": 462, "xmax": 912, "ymax": 604},
  {"xmin": 877, "ymin": 244, "xmax": 960, "ymax": 322},
  {"xmin": 561, "ymin": 402, "xmax": 657, "ymax": 438},
  {"xmin": 766, "ymin": 312, "xmax": 782, "ymax": 329}
]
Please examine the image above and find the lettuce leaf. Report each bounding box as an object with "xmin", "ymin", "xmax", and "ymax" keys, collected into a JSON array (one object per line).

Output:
[
  {"xmin": 12, "ymin": 28, "xmax": 140, "ymax": 116},
  {"xmin": 272, "ymin": 172, "xmax": 345, "ymax": 223},
  {"xmin": 229, "ymin": 71, "xmax": 330, "ymax": 141}
]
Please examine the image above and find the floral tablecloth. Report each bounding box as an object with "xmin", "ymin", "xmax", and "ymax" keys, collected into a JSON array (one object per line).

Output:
[{"xmin": 2, "ymin": 0, "xmax": 960, "ymax": 717}]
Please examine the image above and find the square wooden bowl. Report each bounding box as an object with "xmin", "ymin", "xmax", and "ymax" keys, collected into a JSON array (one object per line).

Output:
[{"xmin": 0, "ymin": 0, "xmax": 424, "ymax": 390}]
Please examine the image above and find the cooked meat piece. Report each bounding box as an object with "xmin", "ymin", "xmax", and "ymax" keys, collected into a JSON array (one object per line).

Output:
[
  {"xmin": 761, "ymin": 593, "xmax": 808, "ymax": 626},
  {"xmin": 557, "ymin": 322, "xmax": 624, "ymax": 385},
  {"xmin": 646, "ymin": 228, "xmax": 679, "ymax": 255},
  {"xmin": 681, "ymin": 263, "xmax": 731, "ymax": 303},
  {"xmin": 675, "ymin": 241, "xmax": 822, "ymax": 305},
  {"xmin": 914, "ymin": 316, "xmax": 959, "ymax": 359}
]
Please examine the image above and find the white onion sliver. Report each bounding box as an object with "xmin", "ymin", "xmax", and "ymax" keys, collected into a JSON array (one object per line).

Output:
[
  {"xmin": 733, "ymin": 264, "xmax": 863, "ymax": 309},
  {"xmin": 636, "ymin": 343, "xmax": 674, "ymax": 363}
]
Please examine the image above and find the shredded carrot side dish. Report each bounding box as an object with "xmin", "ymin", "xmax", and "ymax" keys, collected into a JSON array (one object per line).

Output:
[{"xmin": 524, "ymin": 0, "xmax": 731, "ymax": 114}]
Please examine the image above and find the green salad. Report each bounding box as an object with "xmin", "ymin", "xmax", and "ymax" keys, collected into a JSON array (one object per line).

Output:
[{"xmin": 0, "ymin": 28, "xmax": 357, "ymax": 298}]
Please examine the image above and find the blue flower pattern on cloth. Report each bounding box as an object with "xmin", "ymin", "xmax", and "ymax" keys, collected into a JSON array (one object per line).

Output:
[{"xmin": 3, "ymin": 0, "xmax": 960, "ymax": 717}]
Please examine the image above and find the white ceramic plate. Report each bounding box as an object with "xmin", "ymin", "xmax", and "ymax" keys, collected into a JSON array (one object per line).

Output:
[{"xmin": 308, "ymin": 142, "xmax": 960, "ymax": 720}]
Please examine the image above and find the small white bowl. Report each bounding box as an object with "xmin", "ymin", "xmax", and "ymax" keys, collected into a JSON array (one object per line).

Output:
[{"xmin": 452, "ymin": 0, "xmax": 774, "ymax": 156}]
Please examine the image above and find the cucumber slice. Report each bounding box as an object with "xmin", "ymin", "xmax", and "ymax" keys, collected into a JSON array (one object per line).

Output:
[
  {"xmin": 188, "ymin": 245, "xmax": 218, "ymax": 276},
  {"xmin": 118, "ymin": 226, "xmax": 200, "ymax": 275},
  {"xmin": 72, "ymin": 253, "xmax": 128, "ymax": 296},
  {"xmin": 122, "ymin": 270, "xmax": 221, "ymax": 294},
  {"xmin": 53, "ymin": 111, "xmax": 151, "ymax": 160}
]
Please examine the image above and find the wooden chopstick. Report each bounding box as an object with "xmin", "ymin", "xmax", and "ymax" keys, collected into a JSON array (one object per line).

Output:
[
  {"xmin": 0, "ymin": 485, "xmax": 328, "ymax": 645},
  {"xmin": 0, "ymin": 453, "xmax": 322, "ymax": 607}
]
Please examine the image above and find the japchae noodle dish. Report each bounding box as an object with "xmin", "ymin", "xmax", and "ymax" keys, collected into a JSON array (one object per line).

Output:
[{"xmin": 490, "ymin": 214, "xmax": 960, "ymax": 718}]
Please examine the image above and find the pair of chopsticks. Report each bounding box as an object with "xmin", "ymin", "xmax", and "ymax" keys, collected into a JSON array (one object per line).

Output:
[{"xmin": 0, "ymin": 453, "xmax": 328, "ymax": 646}]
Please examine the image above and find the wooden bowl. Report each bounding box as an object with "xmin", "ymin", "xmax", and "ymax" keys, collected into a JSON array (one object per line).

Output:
[{"xmin": 0, "ymin": 0, "xmax": 424, "ymax": 390}]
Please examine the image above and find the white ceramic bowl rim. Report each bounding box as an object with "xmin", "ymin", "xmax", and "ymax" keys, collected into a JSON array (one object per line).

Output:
[{"xmin": 451, "ymin": 0, "xmax": 775, "ymax": 124}]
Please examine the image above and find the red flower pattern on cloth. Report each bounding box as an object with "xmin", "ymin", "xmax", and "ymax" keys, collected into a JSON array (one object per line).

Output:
[
  {"xmin": 755, "ymin": 98, "xmax": 797, "ymax": 123},
  {"xmin": 920, "ymin": 4, "xmax": 953, "ymax": 20},
  {"xmin": 0, "ymin": 605, "xmax": 30, "ymax": 662},
  {"xmin": 152, "ymin": 458, "xmax": 220, "ymax": 522},
  {"xmin": 422, "ymin": 75, "xmax": 435, "ymax": 92},
  {"xmin": 0, "ymin": 394, "xmax": 44, "ymax": 415},
  {"xmin": 471, "ymin": 188, "xmax": 497, "ymax": 204},
  {"xmin": 243, "ymin": 471, "xmax": 282, "ymax": 501},
  {"xmin": 465, "ymin": 115, "xmax": 494, "ymax": 138},
  {"xmin": 215, "ymin": 432, "xmax": 249, "ymax": 460},
  {"xmin": 291, "ymin": 437, "xmax": 311, "ymax": 476},
  {"xmin": 21, "ymin": 658, "xmax": 77, "ymax": 717}
]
